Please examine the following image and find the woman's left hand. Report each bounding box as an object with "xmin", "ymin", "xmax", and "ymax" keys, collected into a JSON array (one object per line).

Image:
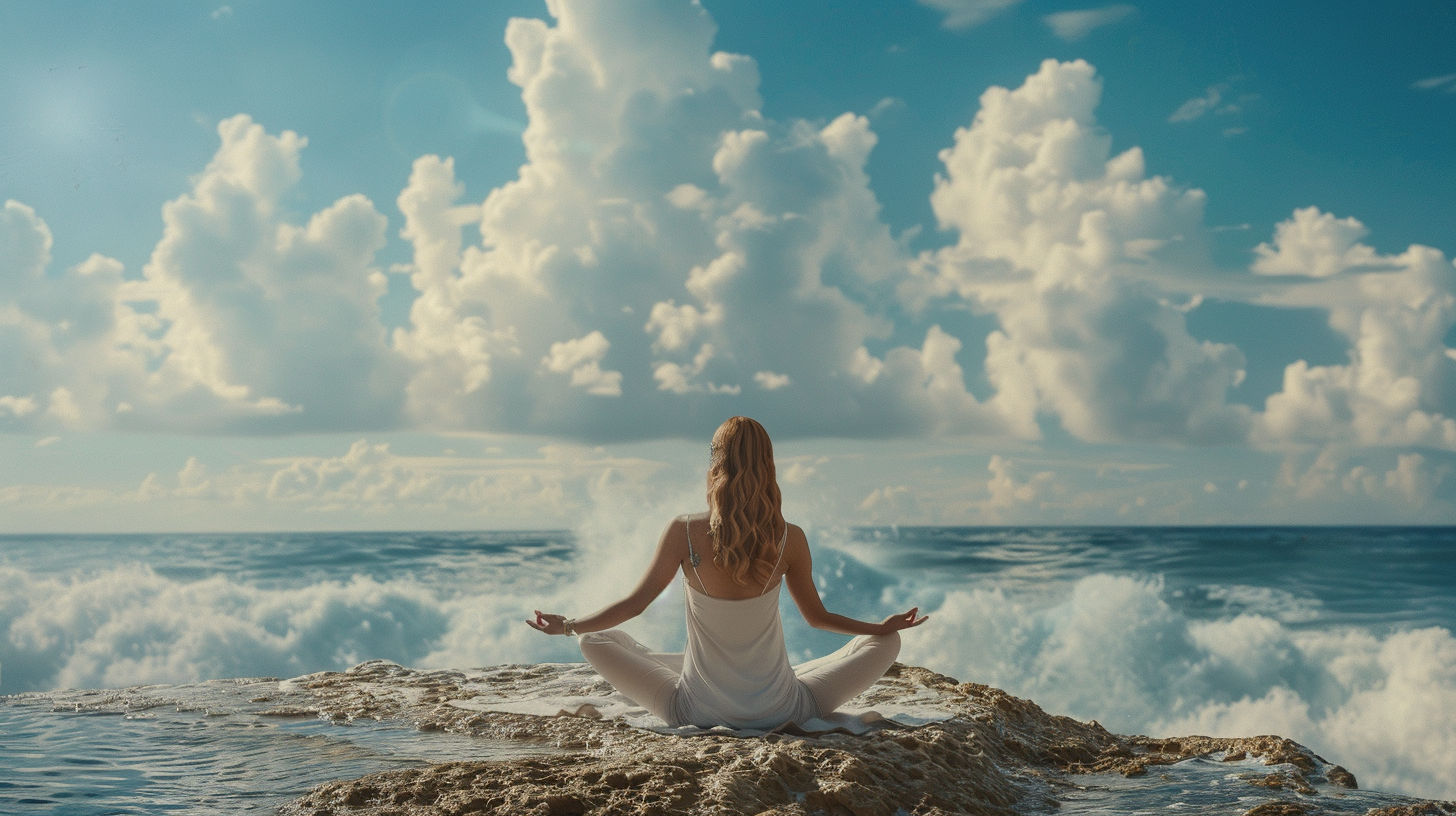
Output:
[
  {"xmin": 527, "ymin": 610, "xmax": 568, "ymax": 635},
  {"xmin": 878, "ymin": 607, "xmax": 929, "ymax": 634}
]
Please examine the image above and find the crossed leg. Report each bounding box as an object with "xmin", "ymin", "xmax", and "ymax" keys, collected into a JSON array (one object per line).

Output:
[
  {"xmin": 794, "ymin": 631, "xmax": 901, "ymax": 715},
  {"xmin": 576, "ymin": 630, "xmax": 682, "ymax": 723}
]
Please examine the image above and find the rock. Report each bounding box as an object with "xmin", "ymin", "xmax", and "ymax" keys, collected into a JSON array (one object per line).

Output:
[
  {"xmin": 1326, "ymin": 764, "xmax": 1358, "ymax": 789},
  {"xmin": 1366, "ymin": 805, "xmax": 1456, "ymax": 816},
  {"xmin": 274, "ymin": 662, "xmax": 1432, "ymax": 816},
  {"xmin": 1245, "ymin": 804, "xmax": 1308, "ymax": 816},
  {"xmin": 1244, "ymin": 772, "xmax": 1316, "ymax": 796}
]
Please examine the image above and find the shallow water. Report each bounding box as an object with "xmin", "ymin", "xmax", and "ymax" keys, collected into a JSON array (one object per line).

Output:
[
  {"xmin": 0, "ymin": 677, "xmax": 548, "ymax": 815},
  {"xmin": 1, "ymin": 526, "xmax": 1453, "ymax": 807}
]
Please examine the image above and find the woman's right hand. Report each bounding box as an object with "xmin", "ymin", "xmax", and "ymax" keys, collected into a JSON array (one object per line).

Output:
[
  {"xmin": 527, "ymin": 610, "xmax": 569, "ymax": 635},
  {"xmin": 878, "ymin": 607, "xmax": 929, "ymax": 634}
]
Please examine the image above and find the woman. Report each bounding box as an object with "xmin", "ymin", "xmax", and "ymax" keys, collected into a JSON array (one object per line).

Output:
[{"xmin": 528, "ymin": 416, "xmax": 927, "ymax": 729}]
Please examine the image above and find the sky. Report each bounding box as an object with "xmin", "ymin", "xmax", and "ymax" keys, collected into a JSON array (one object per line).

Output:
[{"xmin": 2, "ymin": 0, "xmax": 1455, "ymax": 531}]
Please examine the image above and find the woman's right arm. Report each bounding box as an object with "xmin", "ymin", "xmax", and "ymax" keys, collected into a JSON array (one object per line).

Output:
[
  {"xmin": 782, "ymin": 525, "xmax": 928, "ymax": 636},
  {"xmin": 528, "ymin": 517, "xmax": 684, "ymax": 636}
]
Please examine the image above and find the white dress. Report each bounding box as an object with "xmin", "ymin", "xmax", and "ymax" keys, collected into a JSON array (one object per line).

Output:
[
  {"xmin": 671, "ymin": 583, "xmax": 821, "ymax": 727},
  {"xmin": 577, "ymin": 516, "xmax": 899, "ymax": 730}
]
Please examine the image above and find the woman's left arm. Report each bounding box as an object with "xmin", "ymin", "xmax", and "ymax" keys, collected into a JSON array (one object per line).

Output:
[
  {"xmin": 528, "ymin": 518, "xmax": 684, "ymax": 636},
  {"xmin": 783, "ymin": 526, "xmax": 928, "ymax": 636}
]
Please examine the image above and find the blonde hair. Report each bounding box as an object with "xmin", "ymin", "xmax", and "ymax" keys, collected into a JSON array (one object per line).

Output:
[{"xmin": 707, "ymin": 416, "xmax": 785, "ymax": 586}]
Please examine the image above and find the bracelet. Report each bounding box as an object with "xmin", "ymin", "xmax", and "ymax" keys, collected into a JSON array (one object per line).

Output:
[{"xmin": 563, "ymin": 618, "xmax": 578, "ymax": 636}]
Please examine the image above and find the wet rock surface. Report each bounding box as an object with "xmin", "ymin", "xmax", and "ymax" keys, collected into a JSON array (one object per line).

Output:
[{"xmin": 276, "ymin": 660, "xmax": 1454, "ymax": 816}]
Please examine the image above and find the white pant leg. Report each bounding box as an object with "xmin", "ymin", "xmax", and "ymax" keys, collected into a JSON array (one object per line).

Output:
[
  {"xmin": 577, "ymin": 630, "xmax": 682, "ymax": 722},
  {"xmin": 794, "ymin": 631, "xmax": 901, "ymax": 715}
]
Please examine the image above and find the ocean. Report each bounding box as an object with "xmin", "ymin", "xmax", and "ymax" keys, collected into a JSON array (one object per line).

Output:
[{"xmin": 2, "ymin": 525, "xmax": 1453, "ymax": 812}]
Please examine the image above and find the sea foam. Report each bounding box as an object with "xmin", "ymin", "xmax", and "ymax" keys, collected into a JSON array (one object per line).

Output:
[{"xmin": 905, "ymin": 573, "xmax": 1456, "ymax": 799}]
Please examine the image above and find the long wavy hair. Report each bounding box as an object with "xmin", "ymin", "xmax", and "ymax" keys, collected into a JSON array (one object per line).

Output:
[{"xmin": 706, "ymin": 416, "xmax": 785, "ymax": 586}]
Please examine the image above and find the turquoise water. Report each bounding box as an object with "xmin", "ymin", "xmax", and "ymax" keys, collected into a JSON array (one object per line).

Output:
[{"xmin": 1, "ymin": 527, "xmax": 1453, "ymax": 808}]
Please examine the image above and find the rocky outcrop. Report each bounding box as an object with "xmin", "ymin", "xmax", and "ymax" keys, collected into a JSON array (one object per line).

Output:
[{"xmin": 275, "ymin": 661, "xmax": 1449, "ymax": 816}]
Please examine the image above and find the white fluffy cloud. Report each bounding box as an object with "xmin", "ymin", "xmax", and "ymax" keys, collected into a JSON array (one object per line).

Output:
[
  {"xmin": 920, "ymin": 59, "xmax": 1251, "ymax": 445},
  {"xmin": 1251, "ymin": 206, "xmax": 1380, "ymax": 278},
  {"xmin": 983, "ymin": 454, "xmax": 1056, "ymax": 520},
  {"xmin": 387, "ymin": 0, "xmax": 1002, "ymax": 440},
  {"xmin": 1, "ymin": 200, "xmax": 132, "ymax": 432},
  {"xmin": 1252, "ymin": 210, "xmax": 1456, "ymax": 453},
  {"xmin": 911, "ymin": 57, "xmax": 1456, "ymax": 480},
  {"xmin": 1, "ymin": 116, "xmax": 405, "ymax": 434},
  {"xmin": 128, "ymin": 115, "xmax": 405, "ymax": 431}
]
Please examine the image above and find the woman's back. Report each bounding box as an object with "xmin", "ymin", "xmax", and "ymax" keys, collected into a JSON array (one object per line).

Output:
[
  {"xmin": 673, "ymin": 514, "xmax": 819, "ymax": 728},
  {"xmin": 678, "ymin": 513, "xmax": 786, "ymax": 599}
]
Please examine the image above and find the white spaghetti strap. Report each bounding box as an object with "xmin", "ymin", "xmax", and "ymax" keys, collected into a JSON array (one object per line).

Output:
[
  {"xmin": 760, "ymin": 523, "xmax": 788, "ymax": 595},
  {"xmin": 684, "ymin": 517, "xmax": 709, "ymax": 595}
]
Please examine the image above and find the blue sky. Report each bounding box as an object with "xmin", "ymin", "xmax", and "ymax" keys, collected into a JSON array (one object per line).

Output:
[{"xmin": 2, "ymin": 0, "xmax": 1455, "ymax": 530}]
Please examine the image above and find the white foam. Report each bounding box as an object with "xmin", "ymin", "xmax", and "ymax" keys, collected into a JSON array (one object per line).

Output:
[{"xmin": 901, "ymin": 573, "xmax": 1456, "ymax": 800}]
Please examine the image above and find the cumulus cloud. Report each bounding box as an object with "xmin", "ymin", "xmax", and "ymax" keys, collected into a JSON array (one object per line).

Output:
[
  {"xmin": 754, "ymin": 370, "xmax": 791, "ymax": 390},
  {"xmin": 387, "ymin": 1, "xmax": 1003, "ymax": 440},
  {"xmin": 908, "ymin": 57, "xmax": 1456, "ymax": 489},
  {"xmin": 0, "ymin": 395, "xmax": 38, "ymax": 417},
  {"xmin": 248, "ymin": 439, "xmax": 666, "ymax": 520},
  {"xmin": 1042, "ymin": 5, "xmax": 1136, "ymax": 42},
  {"xmin": 1251, "ymin": 206, "xmax": 1380, "ymax": 278},
  {"xmin": 1, "ymin": 117, "xmax": 406, "ymax": 435},
  {"xmin": 542, "ymin": 331, "xmax": 623, "ymax": 397},
  {"xmin": 983, "ymin": 454, "xmax": 1056, "ymax": 520},
  {"xmin": 128, "ymin": 115, "xmax": 406, "ymax": 431},
  {"xmin": 918, "ymin": 0, "xmax": 1023, "ymax": 30},
  {"xmin": 1280, "ymin": 448, "xmax": 1452, "ymax": 509},
  {"xmin": 857, "ymin": 484, "xmax": 913, "ymax": 522},
  {"xmin": 1251, "ymin": 210, "xmax": 1456, "ymax": 452},
  {"xmin": 0, "ymin": 201, "xmax": 127, "ymax": 432},
  {"xmin": 919, "ymin": 59, "xmax": 1250, "ymax": 445}
]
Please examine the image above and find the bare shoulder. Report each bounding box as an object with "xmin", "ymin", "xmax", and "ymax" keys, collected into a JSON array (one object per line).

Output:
[
  {"xmin": 663, "ymin": 514, "xmax": 690, "ymax": 538},
  {"xmin": 673, "ymin": 512, "xmax": 709, "ymax": 538},
  {"xmin": 783, "ymin": 522, "xmax": 811, "ymax": 559}
]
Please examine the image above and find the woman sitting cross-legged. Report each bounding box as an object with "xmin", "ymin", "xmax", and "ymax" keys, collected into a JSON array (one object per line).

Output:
[{"xmin": 528, "ymin": 415, "xmax": 928, "ymax": 729}]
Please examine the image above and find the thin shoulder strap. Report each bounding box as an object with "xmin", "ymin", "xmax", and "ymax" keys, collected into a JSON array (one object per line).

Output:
[
  {"xmin": 760, "ymin": 522, "xmax": 789, "ymax": 595},
  {"xmin": 684, "ymin": 517, "xmax": 708, "ymax": 593}
]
